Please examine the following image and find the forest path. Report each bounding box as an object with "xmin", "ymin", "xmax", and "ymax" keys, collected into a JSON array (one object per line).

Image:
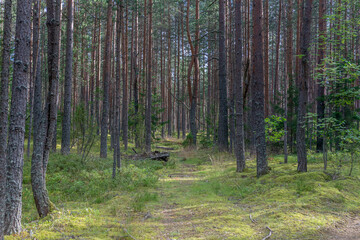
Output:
[
  {"xmin": 323, "ymin": 217, "xmax": 360, "ymax": 240},
  {"xmin": 139, "ymin": 151, "xmax": 257, "ymax": 240}
]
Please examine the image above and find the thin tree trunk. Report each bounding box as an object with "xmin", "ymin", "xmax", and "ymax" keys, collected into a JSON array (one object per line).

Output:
[
  {"xmin": 167, "ymin": 8, "xmax": 172, "ymax": 137},
  {"xmin": 274, "ymin": 0, "xmax": 282, "ymax": 109},
  {"xmin": 235, "ymin": 0, "xmax": 246, "ymax": 172},
  {"xmin": 218, "ymin": 0, "xmax": 229, "ymax": 151},
  {"xmin": 316, "ymin": 0, "xmax": 326, "ymax": 153},
  {"xmin": 61, "ymin": 0, "xmax": 74, "ymax": 155},
  {"xmin": 122, "ymin": 4, "xmax": 129, "ymax": 151},
  {"xmin": 145, "ymin": 0, "xmax": 153, "ymax": 153},
  {"xmin": 100, "ymin": 0, "xmax": 113, "ymax": 158},
  {"xmin": 264, "ymin": 0, "xmax": 270, "ymax": 117}
]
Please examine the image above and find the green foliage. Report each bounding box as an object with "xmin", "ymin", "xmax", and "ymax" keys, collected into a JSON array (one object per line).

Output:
[
  {"xmin": 265, "ymin": 115, "xmax": 286, "ymax": 143},
  {"xmin": 199, "ymin": 132, "xmax": 213, "ymax": 148},
  {"xmin": 182, "ymin": 133, "xmax": 193, "ymax": 147}
]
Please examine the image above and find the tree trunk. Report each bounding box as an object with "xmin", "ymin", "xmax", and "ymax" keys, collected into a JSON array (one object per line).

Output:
[
  {"xmin": 252, "ymin": 0, "xmax": 268, "ymax": 177},
  {"xmin": 31, "ymin": 0, "xmax": 61, "ymax": 219},
  {"xmin": 145, "ymin": 0, "xmax": 153, "ymax": 153},
  {"xmin": 316, "ymin": 0, "xmax": 326, "ymax": 153},
  {"xmin": 122, "ymin": 4, "xmax": 129, "ymax": 151},
  {"xmin": 274, "ymin": 0, "xmax": 282, "ymax": 109},
  {"xmin": 167, "ymin": 9, "xmax": 172, "ymax": 137},
  {"xmin": 297, "ymin": 0, "xmax": 313, "ymax": 172},
  {"xmin": 4, "ymin": 0, "xmax": 31, "ymax": 234},
  {"xmin": 264, "ymin": 0, "xmax": 270, "ymax": 117},
  {"xmin": 218, "ymin": 0, "xmax": 229, "ymax": 151},
  {"xmin": 234, "ymin": 0, "xmax": 246, "ymax": 172},
  {"xmin": 284, "ymin": 0, "xmax": 293, "ymax": 163},
  {"xmin": 61, "ymin": 0, "xmax": 74, "ymax": 155},
  {"xmin": 0, "ymin": 0, "xmax": 12, "ymax": 237},
  {"xmin": 100, "ymin": 0, "xmax": 113, "ymax": 158}
]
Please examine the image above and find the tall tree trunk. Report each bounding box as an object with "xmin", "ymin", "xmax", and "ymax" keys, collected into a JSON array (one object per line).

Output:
[
  {"xmin": 235, "ymin": 0, "xmax": 246, "ymax": 172},
  {"xmin": 218, "ymin": 0, "xmax": 229, "ymax": 151},
  {"xmin": 4, "ymin": 0, "xmax": 31, "ymax": 234},
  {"xmin": 264, "ymin": 0, "xmax": 270, "ymax": 117},
  {"xmin": 167, "ymin": 9, "xmax": 172, "ymax": 137},
  {"xmin": 186, "ymin": 0, "xmax": 200, "ymax": 146},
  {"xmin": 31, "ymin": 0, "xmax": 61, "ymax": 219},
  {"xmin": 316, "ymin": 0, "xmax": 326, "ymax": 153},
  {"xmin": 145, "ymin": 0, "xmax": 153, "ymax": 153},
  {"xmin": 133, "ymin": 1, "xmax": 139, "ymax": 148},
  {"xmin": 274, "ymin": 0, "xmax": 282, "ymax": 109},
  {"xmin": 297, "ymin": 0, "xmax": 313, "ymax": 172},
  {"xmin": 113, "ymin": 4, "xmax": 122, "ymax": 178},
  {"xmin": 122, "ymin": 4, "xmax": 129, "ymax": 151},
  {"xmin": 61, "ymin": 0, "xmax": 74, "ymax": 155},
  {"xmin": 284, "ymin": 0, "xmax": 293, "ymax": 163},
  {"xmin": 100, "ymin": 0, "xmax": 113, "ymax": 158},
  {"xmin": 252, "ymin": 0, "xmax": 268, "ymax": 177},
  {"xmin": 0, "ymin": 0, "xmax": 12, "ymax": 237}
]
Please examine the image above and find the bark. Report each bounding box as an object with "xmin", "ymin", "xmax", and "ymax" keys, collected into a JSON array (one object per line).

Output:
[
  {"xmin": 252, "ymin": 0, "xmax": 268, "ymax": 177},
  {"xmin": 186, "ymin": 0, "xmax": 200, "ymax": 146},
  {"xmin": 113, "ymin": 4, "xmax": 122, "ymax": 178},
  {"xmin": 235, "ymin": 0, "xmax": 246, "ymax": 172},
  {"xmin": 122, "ymin": 4, "xmax": 129, "ymax": 151},
  {"xmin": 100, "ymin": 0, "xmax": 113, "ymax": 158},
  {"xmin": 0, "ymin": 0, "xmax": 12, "ymax": 238},
  {"xmin": 316, "ymin": 0, "xmax": 326, "ymax": 152},
  {"xmin": 132, "ymin": 2, "xmax": 139, "ymax": 148},
  {"xmin": 4, "ymin": 0, "xmax": 31, "ymax": 234},
  {"xmin": 61, "ymin": 0, "xmax": 74, "ymax": 155},
  {"xmin": 274, "ymin": 0, "xmax": 282, "ymax": 108},
  {"xmin": 218, "ymin": 0, "xmax": 229, "ymax": 151},
  {"xmin": 264, "ymin": 0, "xmax": 270, "ymax": 117},
  {"xmin": 167, "ymin": 10, "xmax": 172, "ymax": 137},
  {"xmin": 145, "ymin": 0, "xmax": 153, "ymax": 153},
  {"xmin": 297, "ymin": 0, "xmax": 313, "ymax": 172},
  {"xmin": 285, "ymin": 0, "xmax": 293, "ymax": 163},
  {"xmin": 31, "ymin": 0, "xmax": 61, "ymax": 219}
]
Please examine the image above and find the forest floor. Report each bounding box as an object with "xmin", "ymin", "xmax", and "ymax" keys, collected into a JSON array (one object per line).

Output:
[{"xmin": 5, "ymin": 138, "xmax": 360, "ymax": 239}]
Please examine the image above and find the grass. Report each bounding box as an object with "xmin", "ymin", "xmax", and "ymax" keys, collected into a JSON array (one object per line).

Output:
[{"xmin": 5, "ymin": 138, "xmax": 360, "ymax": 239}]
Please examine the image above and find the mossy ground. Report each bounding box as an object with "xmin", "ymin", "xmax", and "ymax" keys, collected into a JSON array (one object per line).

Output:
[{"xmin": 5, "ymin": 138, "xmax": 360, "ymax": 239}]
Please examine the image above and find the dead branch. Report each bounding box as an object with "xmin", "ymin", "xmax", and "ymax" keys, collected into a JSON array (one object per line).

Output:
[
  {"xmin": 249, "ymin": 214, "xmax": 257, "ymax": 223},
  {"xmin": 122, "ymin": 227, "xmax": 137, "ymax": 240},
  {"xmin": 262, "ymin": 226, "xmax": 272, "ymax": 240}
]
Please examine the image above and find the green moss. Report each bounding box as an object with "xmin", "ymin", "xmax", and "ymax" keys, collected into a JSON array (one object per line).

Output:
[{"xmin": 7, "ymin": 141, "xmax": 360, "ymax": 239}]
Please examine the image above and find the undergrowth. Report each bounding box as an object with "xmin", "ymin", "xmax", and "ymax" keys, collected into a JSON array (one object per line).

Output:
[{"xmin": 6, "ymin": 139, "xmax": 360, "ymax": 239}]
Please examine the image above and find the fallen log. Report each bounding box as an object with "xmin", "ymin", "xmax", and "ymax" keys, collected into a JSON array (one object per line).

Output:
[{"xmin": 129, "ymin": 151, "xmax": 170, "ymax": 162}]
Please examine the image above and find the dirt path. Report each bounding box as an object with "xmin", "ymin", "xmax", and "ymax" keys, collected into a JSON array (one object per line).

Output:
[{"xmin": 323, "ymin": 217, "xmax": 360, "ymax": 240}]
